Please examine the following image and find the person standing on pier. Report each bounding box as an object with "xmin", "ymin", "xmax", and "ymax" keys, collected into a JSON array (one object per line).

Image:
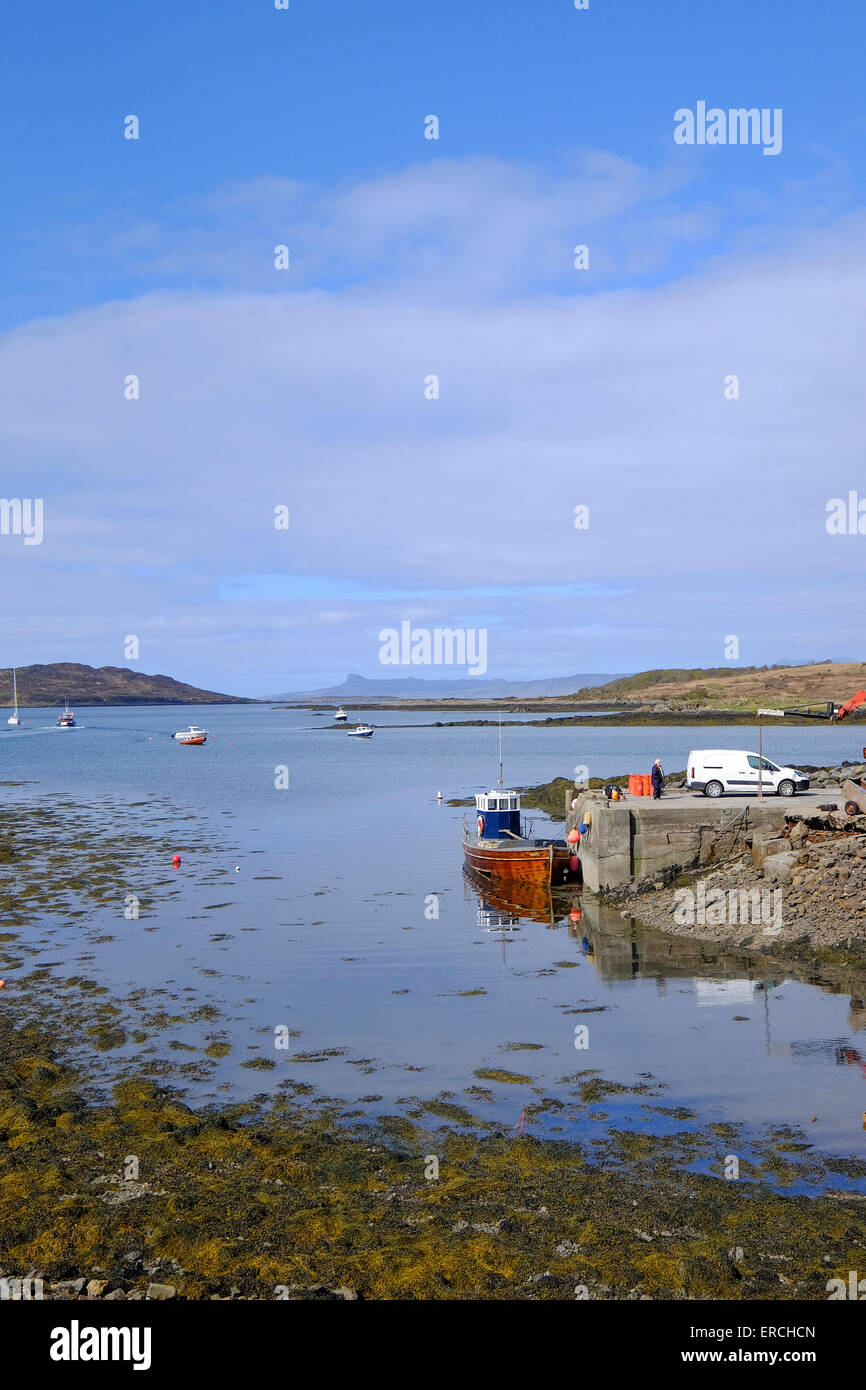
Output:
[{"xmin": 651, "ymin": 759, "xmax": 665, "ymax": 799}]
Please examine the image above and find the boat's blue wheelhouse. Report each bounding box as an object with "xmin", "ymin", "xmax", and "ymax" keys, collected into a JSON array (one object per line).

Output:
[{"xmin": 474, "ymin": 790, "xmax": 521, "ymax": 838}]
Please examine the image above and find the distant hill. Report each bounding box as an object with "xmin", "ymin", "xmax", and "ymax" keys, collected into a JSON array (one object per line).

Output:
[
  {"xmin": 272, "ymin": 672, "xmax": 624, "ymax": 701},
  {"xmin": 574, "ymin": 662, "xmax": 866, "ymax": 710},
  {"xmin": 1, "ymin": 664, "xmax": 253, "ymax": 706}
]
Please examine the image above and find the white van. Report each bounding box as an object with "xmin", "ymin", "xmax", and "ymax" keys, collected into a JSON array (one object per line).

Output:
[{"xmin": 686, "ymin": 750, "xmax": 810, "ymax": 798}]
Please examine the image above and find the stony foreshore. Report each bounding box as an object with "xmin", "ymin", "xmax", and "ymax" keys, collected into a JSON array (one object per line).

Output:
[
  {"xmin": 2, "ymin": 1012, "xmax": 865, "ymax": 1302},
  {"xmin": 2, "ymin": 793, "xmax": 865, "ymax": 1301}
]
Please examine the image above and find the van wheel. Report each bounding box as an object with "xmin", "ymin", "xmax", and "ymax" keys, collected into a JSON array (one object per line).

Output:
[
  {"xmin": 704, "ymin": 781, "xmax": 724, "ymax": 798},
  {"xmin": 777, "ymin": 780, "xmax": 795, "ymax": 797}
]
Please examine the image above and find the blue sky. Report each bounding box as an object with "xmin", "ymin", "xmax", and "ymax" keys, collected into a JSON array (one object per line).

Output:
[{"xmin": 1, "ymin": 1, "xmax": 865, "ymax": 694}]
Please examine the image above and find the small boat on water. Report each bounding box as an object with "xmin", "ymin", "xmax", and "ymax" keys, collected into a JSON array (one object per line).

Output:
[
  {"xmin": 333, "ymin": 706, "xmax": 348, "ymax": 722},
  {"xmin": 461, "ymin": 713, "xmax": 571, "ymax": 885},
  {"xmin": 463, "ymin": 789, "xmax": 570, "ymax": 884},
  {"xmin": 174, "ymin": 726, "xmax": 207, "ymax": 745},
  {"xmin": 347, "ymin": 724, "xmax": 374, "ymax": 738},
  {"xmin": 7, "ymin": 669, "xmax": 21, "ymax": 726},
  {"xmin": 57, "ymin": 698, "xmax": 75, "ymax": 728}
]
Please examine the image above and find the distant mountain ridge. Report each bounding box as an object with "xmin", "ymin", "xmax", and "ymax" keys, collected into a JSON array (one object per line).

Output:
[
  {"xmin": 273, "ymin": 672, "xmax": 624, "ymax": 701},
  {"xmin": 1, "ymin": 664, "xmax": 252, "ymax": 706}
]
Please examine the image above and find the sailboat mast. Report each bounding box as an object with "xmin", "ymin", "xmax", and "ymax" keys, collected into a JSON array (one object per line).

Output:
[{"xmin": 498, "ymin": 707, "xmax": 503, "ymax": 791}]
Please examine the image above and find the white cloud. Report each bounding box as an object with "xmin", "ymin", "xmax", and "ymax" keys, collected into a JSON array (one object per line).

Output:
[{"xmin": 1, "ymin": 156, "xmax": 864, "ymax": 689}]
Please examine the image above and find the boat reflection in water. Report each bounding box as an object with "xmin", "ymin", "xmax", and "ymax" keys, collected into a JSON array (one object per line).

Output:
[
  {"xmin": 462, "ymin": 871, "xmax": 866, "ymax": 1037},
  {"xmin": 463, "ymin": 868, "xmax": 563, "ymax": 929}
]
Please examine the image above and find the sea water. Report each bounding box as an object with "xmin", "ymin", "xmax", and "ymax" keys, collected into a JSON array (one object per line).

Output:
[{"xmin": 1, "ymin": 705, "xmax": 864, "ymax": 1187}]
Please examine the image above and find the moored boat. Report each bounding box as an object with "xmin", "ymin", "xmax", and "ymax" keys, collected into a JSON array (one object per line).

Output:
[
  {"xmin": 333, "ymin": 706, "xmax": 348, "ymax": 722},
  {"xmin": 461, "ymin": 711, "xmax": 572, "ymax": 885},
  {"xmin": 174, "ymin": 725, "xmax": 207, "ymax": 745},
  {"xmin": 347, "ymin": 723, "xmax": 373, "ymax": 738},
  {"xmin": 7, "ymin": 669, "xmax": 21, "ymax": 725},
  {"xmin": 462, "ymin": 789, "xmax": 570, "ymax": 884}
]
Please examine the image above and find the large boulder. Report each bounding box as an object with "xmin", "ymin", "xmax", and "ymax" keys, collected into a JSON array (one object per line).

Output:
[{"xmin": 763, "ymin": 851, "xmax": 799, "ymax": 884}]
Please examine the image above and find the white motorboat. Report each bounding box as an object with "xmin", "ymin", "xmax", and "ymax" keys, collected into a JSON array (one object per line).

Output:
[
  {"xmin": 347, "ymin": 724, "xmax": 374, "ymax": 738},
  {"xmin": 57, "ymin": 698, "xmax": 75, "ymax": 727},
  {"xmin": 333, "ymin": 706, "xmax": 348, "ymax": 722},
  {"xmin": 173, "ymin": 726, "xmax": 207, "ymax": 745},
  {"xmin": 7, "ymin": 669, "xmax": 20, "ymax": 725}
]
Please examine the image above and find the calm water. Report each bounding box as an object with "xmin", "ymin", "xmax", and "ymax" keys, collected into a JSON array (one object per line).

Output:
[{"xmin": 2, "ymin": 706, "xmax": 865, "ymax": 1184}]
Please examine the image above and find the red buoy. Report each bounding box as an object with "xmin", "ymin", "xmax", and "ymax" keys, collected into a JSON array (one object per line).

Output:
[{"xmin": 172, "ymin": 854, "xmax": 181, "ymax": 866}]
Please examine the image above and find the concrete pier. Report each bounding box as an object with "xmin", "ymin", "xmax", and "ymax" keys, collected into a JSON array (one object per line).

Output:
[{"xmin": 567, "ymin": 788, "xmax": 840, "ymax": 893}]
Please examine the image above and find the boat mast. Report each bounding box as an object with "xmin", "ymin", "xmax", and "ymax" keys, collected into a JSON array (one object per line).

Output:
[{"xmin": 498, "ymin": 707, "xmax": 503, "ymax": 791}]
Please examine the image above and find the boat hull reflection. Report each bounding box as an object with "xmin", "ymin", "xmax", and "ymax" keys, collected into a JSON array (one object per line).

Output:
[{"xmin": 463, "ymin": 868, "xmax": 562, "ymax": 927}]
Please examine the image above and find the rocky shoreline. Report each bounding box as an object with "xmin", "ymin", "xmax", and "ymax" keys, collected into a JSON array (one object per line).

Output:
[
  {"xmin": 2, "ymin": 1011, "xmax": 864, "ymax": 1302},
  {"xmin": 601, "ymin": 764, "xmax": 866, "ymax": 961},
  {"xmin": 300, "ymin": 706, "xmax": 866, "ymax": 728}
]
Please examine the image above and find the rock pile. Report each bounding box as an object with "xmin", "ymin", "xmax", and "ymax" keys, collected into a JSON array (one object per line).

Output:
[
  {"xmin": 798, "ymin": 762, "xmax": 866, "ymax": 791},
  {"xmin": 619, "ymin": 806, "xmax": 866, "ymax": 956}
]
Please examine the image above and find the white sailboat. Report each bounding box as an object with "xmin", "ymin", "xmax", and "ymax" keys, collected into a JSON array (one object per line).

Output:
[{"xmin": 7, "ymin": 669, "xmax": 21, "ymax": 725}]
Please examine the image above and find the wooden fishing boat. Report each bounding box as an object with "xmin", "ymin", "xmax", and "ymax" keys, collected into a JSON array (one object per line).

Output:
[
  {"xmin": 462, "ymin": 713, "xmax": 572, "ymax": 885},
  {"xmin": 462, "ymin": 789, "xmax": 570, "ymax": 884}
]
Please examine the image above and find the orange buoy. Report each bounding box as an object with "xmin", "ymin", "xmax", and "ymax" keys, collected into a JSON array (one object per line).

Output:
[
  {"xmin": 172, "ymin": 854, "xmax": 181, "ymax": 866},
  {"xmin": 0, "ymin": 980, "xmax": 5, "ymax": 988}
]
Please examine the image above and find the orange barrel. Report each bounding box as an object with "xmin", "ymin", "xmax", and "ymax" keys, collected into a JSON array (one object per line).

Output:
[
  {"xmin": 634, "ymin": 774, "xmax": 645, "ymax": 796},
  {"xmin": 627, "ymin": 775, "xmax": 636, "ymax": 796},
  {"xmin": 643, "ymin": 774, "xmax": 653, "ymax": 796}
]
